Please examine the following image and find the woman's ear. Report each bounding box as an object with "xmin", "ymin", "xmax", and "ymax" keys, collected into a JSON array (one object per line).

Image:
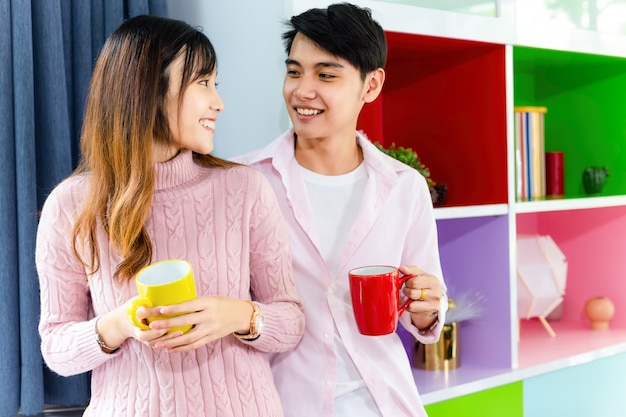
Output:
[{"xmin": 362, "ymin": 68, "xmax": 385, "ymax": 103}]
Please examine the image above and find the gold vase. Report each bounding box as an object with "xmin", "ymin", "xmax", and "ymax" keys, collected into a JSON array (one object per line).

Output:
[{"xmin": 413, "ymin": 322, "xmax": 459, "ymax": 371}]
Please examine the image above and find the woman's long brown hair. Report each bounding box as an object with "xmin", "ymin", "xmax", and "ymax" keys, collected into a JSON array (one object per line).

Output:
[{"xmin": 72, "ymin": 15, "xmax": 236, "ymax": 282}]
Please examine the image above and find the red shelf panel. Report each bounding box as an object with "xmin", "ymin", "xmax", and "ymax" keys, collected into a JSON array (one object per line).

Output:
[{"xmin": 359, "ymin": 32, "xmax": 508, "ymax": 207}]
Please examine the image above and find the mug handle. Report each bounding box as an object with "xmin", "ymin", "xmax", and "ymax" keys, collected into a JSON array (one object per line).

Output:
[
  {"xmin": 397, "ymin": 273, "xmax": 416, "ymax": 315},
  {"xmin": 126, "ymin": 298, "xmax": 153, "ymax": 330}
]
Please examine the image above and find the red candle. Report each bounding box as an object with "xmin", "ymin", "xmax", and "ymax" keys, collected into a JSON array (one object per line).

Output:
[{"xmin": 545, "ymin": 151, "xmax": 564, "ymax": 198}]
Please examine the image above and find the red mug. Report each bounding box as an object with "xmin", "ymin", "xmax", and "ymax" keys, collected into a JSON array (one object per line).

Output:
[{"xmin": 349, "ymin": 265, "xmax": 415, "ymax": 336}]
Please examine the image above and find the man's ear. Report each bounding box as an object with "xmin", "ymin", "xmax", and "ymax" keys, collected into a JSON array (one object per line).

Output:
[{"xmin": 362, "ymin": 68, "xmax": 385, "ymax": 103}]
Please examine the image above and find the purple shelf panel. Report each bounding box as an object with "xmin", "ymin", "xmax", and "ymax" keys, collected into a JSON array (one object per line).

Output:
[
  {"xmin": 398, "ymin": 215, "xmax": 513, "ymax": 367},
  {"xmin": 437, "ymin": 215, "xmax": 512, "ymax": 369},
  {"xmin": 398, "ymin": 215, "xmax": 513, "ymax": 393}
]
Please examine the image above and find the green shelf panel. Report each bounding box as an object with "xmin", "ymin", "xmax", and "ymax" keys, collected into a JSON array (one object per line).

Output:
[
  {"xmin": 424, "ymin": 381, "xmax": 523, "ymax": 416},
  {"xmin": 513, "ymin": 46, "xmax": 626, "ymax": 198}
]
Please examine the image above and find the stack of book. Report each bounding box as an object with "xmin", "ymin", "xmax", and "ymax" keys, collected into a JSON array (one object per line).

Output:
[{"xmin": 514, "ymin": 106, "xmax": 547, "ymax": 201}]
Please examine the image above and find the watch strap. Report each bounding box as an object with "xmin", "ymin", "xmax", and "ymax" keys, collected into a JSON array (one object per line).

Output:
[
  {"xmin": 95, "ymin": 318, "xmax": 120, "ymax": 354},
  {"xmin": 234, "ymin": 300, "xmax": 262, "ymax": 341}
]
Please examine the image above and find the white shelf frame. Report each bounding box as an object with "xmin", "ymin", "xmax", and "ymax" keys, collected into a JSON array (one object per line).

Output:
[{"xmin": 420, "ymin": 340, "xmax": 626, "ymax": 404}]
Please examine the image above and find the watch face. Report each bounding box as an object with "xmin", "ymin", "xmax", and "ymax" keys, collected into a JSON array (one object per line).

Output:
[{"xmin": 254, "ymin": 314, "xmax": 264, "ymax": 334}]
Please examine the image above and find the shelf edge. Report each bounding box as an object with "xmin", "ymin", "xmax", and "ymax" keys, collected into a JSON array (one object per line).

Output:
[
  {"xmin": 514, "ymin": 195, "xmax": 626, "ymax": 214},
  {"xmin": 420, "ymin": 341, "xmax": 626, "ymax": 404},
  {"xmin": 434, "ymin": 204, "xmax": 508, "ymax": 220}
]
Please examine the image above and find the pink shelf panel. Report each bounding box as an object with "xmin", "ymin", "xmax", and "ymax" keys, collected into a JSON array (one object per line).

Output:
[
  {"xmin": 517, "ymin": 205, "xmax": 626, "ymax": 328},
  {"xmin": 518, "ymin": 318, "xmax": 626, "ymax": 369}
]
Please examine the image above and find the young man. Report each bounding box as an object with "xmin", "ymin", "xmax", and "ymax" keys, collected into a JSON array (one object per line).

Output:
[{"xmin": 236, "ymin": 3, "xmax": 447, "ymax": 416}]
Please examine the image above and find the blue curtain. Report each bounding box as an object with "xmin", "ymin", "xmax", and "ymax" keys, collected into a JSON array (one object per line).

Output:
[{"xmin": 0, "ymin": 1, "xmax": 167, "ymax": 415}]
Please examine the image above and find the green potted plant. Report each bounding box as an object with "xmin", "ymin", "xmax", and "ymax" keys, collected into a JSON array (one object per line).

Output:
[{"xmin": 373, "ymin": 141, "xmax": 447, "ymax": 206}]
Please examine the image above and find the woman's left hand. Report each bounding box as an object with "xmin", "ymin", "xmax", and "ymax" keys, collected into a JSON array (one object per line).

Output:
[{"xmin": 146, "ymin": 296, "xmax": 254, "ymax": 353}]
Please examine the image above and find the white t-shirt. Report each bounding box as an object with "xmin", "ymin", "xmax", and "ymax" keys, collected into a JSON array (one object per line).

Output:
[{"xmin": 300, "ymin": 163, "xmax": 382, "ymax": 417}]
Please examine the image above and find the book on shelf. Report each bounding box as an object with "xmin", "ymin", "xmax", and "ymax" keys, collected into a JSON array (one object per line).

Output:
[{"xmin": 514, "ymin": 106, "xmax": 547, "ymax": 201}]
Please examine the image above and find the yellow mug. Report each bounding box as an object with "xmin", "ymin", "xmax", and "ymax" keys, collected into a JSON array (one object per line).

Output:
[{"xmin": 127, "ymin": 259, "xmax": 197, "ymax": 334}]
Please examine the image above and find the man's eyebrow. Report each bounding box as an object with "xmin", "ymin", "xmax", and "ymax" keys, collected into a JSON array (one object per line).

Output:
[{"xmin": 285, "ymin": 58, "xmax": 345, "ymax": 69}]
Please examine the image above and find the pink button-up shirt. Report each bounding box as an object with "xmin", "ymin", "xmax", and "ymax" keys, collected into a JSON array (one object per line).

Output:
[{"xmin": 237, "ymin": 130, "xmax": 447, "ymax": 417}]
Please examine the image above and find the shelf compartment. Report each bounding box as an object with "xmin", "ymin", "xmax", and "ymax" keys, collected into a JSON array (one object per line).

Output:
[
  {"xmin": 514, "ymin": 46, "xmax": 626, "ymax": 199},
  {"xmin": 358, "ymin": 32, "xmax": 508, "ymax": 208},
  {"xmin": 397, "ymin": 215, "xmax": 513, "ymax": 400},
  {"xmin": 517, "ymin": 205, "xmax": 626, "ymax": 329},
  {"xmin": 437, "ymin": 215, "xmax": 512, "ymax": 368}
]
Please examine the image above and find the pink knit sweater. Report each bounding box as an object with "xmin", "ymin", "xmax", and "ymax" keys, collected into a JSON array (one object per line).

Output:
[{"xmin": 36, "ymin": 150, "xmax": 304, "ymax": 417}]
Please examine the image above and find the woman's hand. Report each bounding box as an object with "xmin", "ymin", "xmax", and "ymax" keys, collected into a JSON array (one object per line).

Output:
[
  {"xmin": 400, "ymin": 265, "xmax": 443, "ymax": 331},
  {"xmin": 146, "ymin": 296, "xmax": 254, "ymax": 353},
  {"xmin": 96, "ymin": 298, "xmax": 170, "ymax": 351}
]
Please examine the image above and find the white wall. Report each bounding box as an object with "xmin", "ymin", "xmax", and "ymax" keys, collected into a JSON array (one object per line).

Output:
[{"xmin": 167, "ymin": 0, "xmax": 291, "ymax": 158}]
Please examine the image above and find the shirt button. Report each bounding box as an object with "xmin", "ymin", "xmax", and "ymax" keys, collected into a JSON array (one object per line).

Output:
[
  {"xmin": 328, "ymin": 287, "xmax": 334, "ymax": 296},
  {"xmin": 326, "ymin": 380, "xmax": 333, "ymax": 388},
  {"xmin": 324, "ymin": 333, "xmax": 330, "ymax": 339}
]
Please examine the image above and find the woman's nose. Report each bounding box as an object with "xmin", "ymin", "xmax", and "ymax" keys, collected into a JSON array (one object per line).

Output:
[{"xmin": 213, "ymin": 92, "xmax": 224, "ymax": 112}]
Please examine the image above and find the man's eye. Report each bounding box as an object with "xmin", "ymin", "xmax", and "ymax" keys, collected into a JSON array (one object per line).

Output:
[
  {"xmin": 286, "ymin": 69, "xmax": 300, "ymax": 77},
  {"xmin": 320, "ymin": 73, "xmax": 335, "ymax": 80}
]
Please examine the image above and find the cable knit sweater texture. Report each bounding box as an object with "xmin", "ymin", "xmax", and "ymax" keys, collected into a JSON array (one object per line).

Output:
[{"xmin": 36, "ymin": 150, "xmax": 304, "ymax": 417}]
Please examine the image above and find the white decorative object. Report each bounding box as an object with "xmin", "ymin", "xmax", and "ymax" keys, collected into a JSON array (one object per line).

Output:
[{"xmin": 517, "ymin": 234, "xmax": 568, "ymax": 337}]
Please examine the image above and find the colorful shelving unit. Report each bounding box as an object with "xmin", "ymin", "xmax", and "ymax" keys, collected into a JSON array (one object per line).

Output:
[{"xmin": 349, "ymin": 0, "xmax": 626, "ymax": 414}]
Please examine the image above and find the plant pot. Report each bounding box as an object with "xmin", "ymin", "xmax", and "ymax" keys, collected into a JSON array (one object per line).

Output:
[{"xmin": 413, "ymin": 322, "xmax": 459, "ymax": 370}]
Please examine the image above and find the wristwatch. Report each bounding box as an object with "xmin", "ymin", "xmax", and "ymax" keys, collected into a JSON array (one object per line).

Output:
[
  {"xmin": 234, "ymin": 300, "xmax": 264, "ymax": 341},
  {"xmin": 95, "ymin": 318, "xmax": 121, "ymax": 354}
]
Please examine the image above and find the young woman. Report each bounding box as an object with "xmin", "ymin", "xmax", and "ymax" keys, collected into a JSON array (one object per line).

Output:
[{"xmin": 36, "ymin": 15, "xmax": 304, "ymax": 417}]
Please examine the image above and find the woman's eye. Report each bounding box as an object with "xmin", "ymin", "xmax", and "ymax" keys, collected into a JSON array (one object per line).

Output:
[{"xmin": 198, "ymin": 79, "xmax": 218, "ymax": 88}]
